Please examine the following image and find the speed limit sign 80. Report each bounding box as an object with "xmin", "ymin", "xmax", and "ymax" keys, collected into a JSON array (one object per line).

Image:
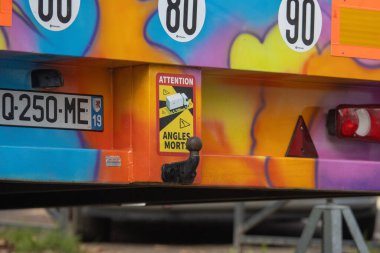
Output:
[{"xmin": 158, "ymin": 0, "xmax": 206, "ymax": 43}]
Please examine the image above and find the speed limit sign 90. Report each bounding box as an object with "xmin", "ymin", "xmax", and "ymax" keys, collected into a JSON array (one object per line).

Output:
[
  {"xmin": 158, "ymin": 0, "xmax": 206, "ymax": 43},
  {"xmin": 278, "ymin": 0, "xmax": 322, "ymax": 52}
]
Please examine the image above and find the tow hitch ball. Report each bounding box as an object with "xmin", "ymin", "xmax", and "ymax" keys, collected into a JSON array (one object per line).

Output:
[{"xmin": 161, "ymin": 137, "xmax": 202, "ymax": 185}]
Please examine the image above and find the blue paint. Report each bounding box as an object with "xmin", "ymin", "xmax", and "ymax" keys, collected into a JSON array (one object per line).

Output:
[
  {"xmin": 146, "ymin": 1, "xmax": 281, "ymax": 62},
  {"xmin": 0, "ymin": 127, "xmax": 82, "ymax": 148},
  {"xmin": 0, "ymin": 146, "xmax": 99, "ymax": 181},
  {"xmin": 0, "ymin": 65, "xmax": 83, "ymax": 148},
  {"xmin": 14, "ymin": 0, "xmax": 99, "ymax": 56}
]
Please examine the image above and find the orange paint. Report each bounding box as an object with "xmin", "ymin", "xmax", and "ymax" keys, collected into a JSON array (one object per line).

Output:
[
  {"xmin": 267, "ymin": 157, "xmax": 315, "ymax": 189},
  {"xmin": 91, "ymin": 1, "xmax": 178, "ymax": 64},
  {"xmin": 103, "ymin": 65, "xmax": 202, "ymax": 183},
  {"xmin": 332, "ymin": 0, "xmax": 380, "ymax": 60},
  {"xmin": 199, "ymin": 155, "xmax": 268, "ymax": 187},
  {"xmin": 45, "ymin": 65, "xmax": 114, "ymax": 150},
  {"xmin": 148, "ymin": 65, "xmax": 202, "ymax": 182},
  {"xmin": 0, "ymin": 0, "xmax": 12, "ymax": 27},
  {"xmin": 306, "ymin": 47, "xmax": 380, "ymax": 80},
  {"xmin": 98, "ymin": 150, "xmax": 132, "ymax": 183}
]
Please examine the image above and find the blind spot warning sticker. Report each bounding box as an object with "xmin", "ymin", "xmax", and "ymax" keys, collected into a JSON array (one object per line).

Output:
[{"xmin": 157, "ymin": 73, "xmax": 195, "ymax": 154}]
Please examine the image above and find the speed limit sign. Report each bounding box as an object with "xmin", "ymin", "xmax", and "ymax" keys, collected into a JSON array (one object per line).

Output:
[{"xmin": 278, "ymin": 0, "xmax": 322, "ymax": 52}]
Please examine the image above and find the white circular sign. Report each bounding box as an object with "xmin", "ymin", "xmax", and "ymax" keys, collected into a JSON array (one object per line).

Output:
[
  {"xmin": 158, "ymin": 0, "xmax": 206, "ymax": 43},
  {"xmin": 278, "ymin": 0, "xmax": 322, "ymax": 52},
  {"xmin": 29, "ymin": 0, "xmax": 81, "ymax": 31}
]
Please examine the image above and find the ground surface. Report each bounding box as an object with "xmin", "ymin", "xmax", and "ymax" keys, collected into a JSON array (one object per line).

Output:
[
  {"xmin": 81, "ymin": 243, "xmax": 314, "ymax": 253},
  {"xmin": 0, "ymin": 207, "xmax": 378, "ymax": 253}
]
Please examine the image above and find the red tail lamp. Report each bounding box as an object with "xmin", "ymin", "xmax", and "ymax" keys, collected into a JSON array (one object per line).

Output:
[{"xmin": 327, "ymin": 105, "xmax": 380, "ymax": 141}]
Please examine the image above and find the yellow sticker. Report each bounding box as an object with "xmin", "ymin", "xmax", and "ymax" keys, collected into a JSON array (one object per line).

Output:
[{"xmin": 157, "ymin": 73, "xmax": 195, "ymax": 154}]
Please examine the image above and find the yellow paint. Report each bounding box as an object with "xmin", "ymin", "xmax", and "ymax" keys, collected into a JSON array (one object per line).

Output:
[
  {"xmin": 200, "ymin": 156, "xmax": 268, "ymax": 187},
  {"xmin": 340, "ymin": 8, "xmax": 380, "ymax": 48},
  {"xmin": 0, "ymin": 30, "xmax": 6, "ymax": 50},
  {"xmin": 230, "ymin": 26, "xmax": 317, "ymax": 73},
  {"xmin": 92, "ymin": 1, "xmax": 177, "ymax": 63},
  {"xmin": 202, "ymin": 75, "xmax": 325, "ymax": 157},
  {"xmin": 202, "ymin": 75, "xmax": 260, "ymax": 155},
  {"xmin": 306, "ymin": 47, "xmax": 380, "ymax": 80},
  {"xmin": 253, "ymin": 84, "xmax": 324, "ymax": 156}
]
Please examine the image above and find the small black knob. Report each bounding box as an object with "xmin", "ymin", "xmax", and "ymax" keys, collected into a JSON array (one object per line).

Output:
[
  {"xmin": 186, "ymin": 136, "xmax": 202, "ymax": 151},
  {"xmin": 162, "ymin": 136, "xmax": 202, "ymax": 185}
]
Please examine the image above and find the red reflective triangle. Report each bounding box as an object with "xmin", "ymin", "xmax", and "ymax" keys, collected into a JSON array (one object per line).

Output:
[{"xmin": 286, "ymin": 116, "xmax": 318, "ymax": 158}]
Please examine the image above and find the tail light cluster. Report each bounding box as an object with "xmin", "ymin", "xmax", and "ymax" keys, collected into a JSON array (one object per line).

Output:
[{"xmin": 327, "ymin": 105, "xmax": 380, "ymax": 141}]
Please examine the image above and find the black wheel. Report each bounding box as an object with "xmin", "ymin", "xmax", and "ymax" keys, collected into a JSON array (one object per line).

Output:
[{"xmin": 72, "ymin": 208, "xmax": 111, "ymax": 242}]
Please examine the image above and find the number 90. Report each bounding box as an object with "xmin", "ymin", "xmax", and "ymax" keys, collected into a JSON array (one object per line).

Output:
[
  {"xmin": 278, "ymin": 0, "xmax": 322, "ymax": 52},
  {"xmin": 286, "ymin": 0, "xmax": 315, "ymax": 46}
]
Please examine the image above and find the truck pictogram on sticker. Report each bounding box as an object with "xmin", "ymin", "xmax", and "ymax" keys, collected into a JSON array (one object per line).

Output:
[
  {"xmin": 157, "ymin": 73, "xmax": 195, "ymax": 154},
  {"xmin": 166, "ymin": 93, "xmax": 189, "ymax": 112}
]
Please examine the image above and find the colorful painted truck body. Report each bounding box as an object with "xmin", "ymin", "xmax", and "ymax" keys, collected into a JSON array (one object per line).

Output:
[{"xmin": 0, "ymin": 0, "xmax": 380, "ymax": 207}]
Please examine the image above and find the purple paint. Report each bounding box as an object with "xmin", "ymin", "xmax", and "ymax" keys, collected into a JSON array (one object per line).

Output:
[
  {"xmin": 310, "ymin": 85, "xmax": 380, "ymax": 161},
  {"xmin": 249, "ymin": 86, "xmax": 266, "ymax": 155},
  {"xmin": 6, "ymin": 14, "xmax": 37, "ymax": 51},
  {"xmin": 317, "ymin": 5, "xmax": 332, "ymax": 52},
  {"xmin": 187, "ymin": 24, "xmax": 240, "ymax": 68},
  {"xmin": 355, "ymin": 59, "xmax": 380, "ymax": 69},
  {"xmin": 318, "ymin": 159, "xmax": 380, "ymax": 191}
]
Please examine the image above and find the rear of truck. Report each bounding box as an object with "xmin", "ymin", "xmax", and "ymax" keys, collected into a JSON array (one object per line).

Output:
[{"xmin": 0, "ymin": 0, "xmax": 379, "ymax": 208}]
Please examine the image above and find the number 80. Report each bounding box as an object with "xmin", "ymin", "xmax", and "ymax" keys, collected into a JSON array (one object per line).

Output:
[{"xmin": 166, "ymin": 0, "xmax": 198, "ymax": 35}]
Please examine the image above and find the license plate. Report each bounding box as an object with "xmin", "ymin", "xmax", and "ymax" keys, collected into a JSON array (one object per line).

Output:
[{"xmin": 0, "ymin": 89, "xmax": 103, "ymax": 131}]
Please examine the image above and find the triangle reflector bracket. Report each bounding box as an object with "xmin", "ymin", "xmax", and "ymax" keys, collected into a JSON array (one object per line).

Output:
[{"xmin": 286, "ymin": 116, "xmax": 318, "ymax": 158}]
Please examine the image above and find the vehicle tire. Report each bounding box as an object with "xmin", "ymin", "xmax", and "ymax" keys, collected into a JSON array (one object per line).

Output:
[{"xmin": 71, "ymin": 208, "xmax": 111, "ymax": 242}]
